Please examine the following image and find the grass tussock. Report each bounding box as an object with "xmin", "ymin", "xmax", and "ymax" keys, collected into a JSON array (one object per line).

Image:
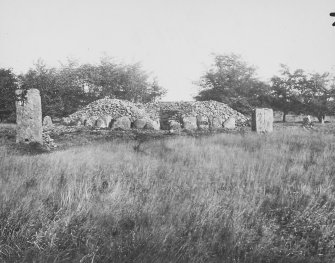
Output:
[{"xmin": 1, "ymin": 129, "xmax": 335, "ymax": 262}]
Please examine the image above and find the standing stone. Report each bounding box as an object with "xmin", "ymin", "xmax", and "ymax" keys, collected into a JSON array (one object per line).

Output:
[
  {"xmin": 15, "ymin": 89, "xmax": 43, "ymax": 144},
  {"xmin": 43, "ymin": 116, "xmax": 53, "ymax": 127},
  {"xmin": 251, "ymin": 108, "xmax": 273, "ymax": 133},
  {"xmin": 223, "ymin": 117, "xmax": 236, "ymax": 129}
]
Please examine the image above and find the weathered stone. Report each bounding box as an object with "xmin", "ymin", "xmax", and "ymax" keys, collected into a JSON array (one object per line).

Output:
[
  {"xmin": 223, "ymin": 117, "xmax": 235, "ymax": 129},
  {"xmin": 168, "ymin": 120, "xmax": 182, "ymax": 130},
  {"xmin": 84, "ymin": 117, "xmax": 96, "ymax": 127},
  {"xmin": 43, "ymin": 116, "xmax": 53, "ymax": 127},
  {"xmin": 210, "ymin": 116, "xmax": 222, "ymax": 129},
  {"xmin": 96, "ymin": 116, "xmax": 111, "ymax": 128},
  {"xmin": 15, "ymin": 89, "xmax": 43, "ymax": 144},
  {"xmin": 133, "ymin": 118, "xmax": 149, "ymax": 129},
  {"xmin": 196, "ymin": 115, "xmax": 209, "ymax": 130},
  {"xmin": 182, "ymin": 116, "xmax": 197, "ymax": 130},
  {"xmin": 251, "ymin": 108, "xmax": 273, "ymax": 133},
  {"xmin": 112, "ymin": 116, "xmax": 131, "ymax": 130},
  {"xmin": 144, "ymin": 119, "xmax": 160, "ymax": 130}
]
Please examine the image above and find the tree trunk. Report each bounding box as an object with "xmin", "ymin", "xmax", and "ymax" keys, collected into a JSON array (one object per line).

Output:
[{"xmin": 283, "ymin": 111, "xmax": 287, "ymax": 122}]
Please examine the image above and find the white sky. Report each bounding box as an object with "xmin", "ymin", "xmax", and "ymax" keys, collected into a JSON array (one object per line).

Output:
[{"xmin": 0, "ymin": 0, "xmax": 334, "ymax": 101}]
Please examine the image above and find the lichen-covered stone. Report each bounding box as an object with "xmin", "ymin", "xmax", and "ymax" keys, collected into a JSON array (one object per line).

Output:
[
  {"xmin": 15, "ymin": 89, "xmax": 43, "ymax": 144},
  {"xmin": 112, "ymin": 116, "xmax": 131, "ymax": 130},
  {"xmin": 133, "ymin": 118, "xmax": 149, "ymax": 129},
  {"xmin": 251, "ymin": 108, "xmax": 273, "ymax": 133},
  {"xmin": 223, "ymin": 117, "xmax": 235, "ymax": 129},
  {"xmin": 96, "ymin": 116, "xmax": 111, "ymax": 128},
  {"xmin": 182, "ymin": 116, "xmax": 197, "ymax": 130},
  {"xmin": 168, "ymin": 120, "xmax": 182, "ymax": 130},
  {"xmin": 144, "ymin": 119, "xmax": 160, "ymax": 130},
  {"xmin": 210, "ymin": 116, "xmax": 222, "ymax": 129},
  {"xmin": 196, "ymin": 115, "xmax": 209, "ymax": 130},
  {"xmin": 43, "ymin": 116, "xmax": 53, "ymax": 127},
  {"xmin": 84, "ymin": 117, "xmax": 96, "ymax": 127}
]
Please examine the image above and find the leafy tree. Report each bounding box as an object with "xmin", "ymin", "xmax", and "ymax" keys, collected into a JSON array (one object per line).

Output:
[
  {"xmin": 0, "ymin": 68, "xmax": 18, "ymax": 121},
  {"xmin": 300, "ymin": 72, "xmax": 331, "ymax": 123},
  {"xmin": 269, "ymin": 65, "xmax": 307, "ymax": 122},
  {"xmin": 20, "ymin": 58, "xmax": 166, "ymax": 117},
  {"xmin": 269, "ymin": 65, "xmax": 335, "ymax": 122},
  {"xmin": 19, "ymin": 60, "xmax": 66, "ymax": 117},
  {"xmin": 195, "ymin": 53, "xmax": 271, "ymax": 114}
]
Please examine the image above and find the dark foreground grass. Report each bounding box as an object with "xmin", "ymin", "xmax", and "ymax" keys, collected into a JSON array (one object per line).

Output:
[{"xmin": 1, "ymin": 129, "xmax": 335, "ymax": 262}]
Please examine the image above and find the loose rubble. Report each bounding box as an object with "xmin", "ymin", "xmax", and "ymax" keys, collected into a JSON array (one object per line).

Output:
[{"xmin": 63, "ymin": 97, "xmax": 248, "ymax": 130}]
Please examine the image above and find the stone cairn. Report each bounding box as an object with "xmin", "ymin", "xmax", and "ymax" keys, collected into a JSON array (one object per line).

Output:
[
  {"xmin": 251, "ymin": 108, "xmax": 273, "ymax": 133},
  {"xmin": 15, "ymin": 89, "xmax": 43, "ymax": 144},
  {"xmin": 65, "ymin": 97, "xmax": 249, "ymax": 131}
]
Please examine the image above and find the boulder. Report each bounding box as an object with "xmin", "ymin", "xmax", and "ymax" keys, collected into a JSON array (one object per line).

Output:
[
  {"xmin": 168, "ymin": 120, "xmax": 182, "ymax": 130},
  {"xmin": 223, "ymin": 117, "xmax": 235, "ymax": 129},
  {"xmin": 133, "ymin": 118, "xmax": 149, "ymax": 129},
  {"xmin": 96, "ymin": 116, "xmax": 111, "ymax": 128},
  {"xmin": 144, "ymin": 119, "xmax": 160, "ymax": 130},
  {"xmin": 84, "ymin": 117, "xmax": 96, "ymax": 127},
  {"xmin": 43, "ymin": 116, "xmax": 53, "ymax": 127},
  {"xmin": 210, "ymin": 116, "xmax": 222, "ymax": 129},
  {"xmin": 196, "ymin": 115, "xmax": 209, "ymax": 130},
  {"xmin": 112, "ymin": 116, "xmax": 131, "ymax": 130},
  {"xmin": 182, "ymin": 116, "xmax": 197, "ymax": 130}
]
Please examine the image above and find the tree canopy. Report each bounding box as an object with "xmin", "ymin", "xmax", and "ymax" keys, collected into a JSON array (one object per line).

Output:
[
  {"xmin": 0, "ymin": 68, "xmax": 18, "ymax": 121},
  {"xmin": 194, "ymin": 53, "xmax": 271, "ymax": 114},
  {"xmin": 19, "ymin": 58, "xmax": 166, "ymax": 117}
]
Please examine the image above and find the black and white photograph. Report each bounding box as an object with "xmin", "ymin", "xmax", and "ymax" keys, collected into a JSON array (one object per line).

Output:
[{"xmin": 0, "ymin": 0, "xmax": 335, "ymax": 262}]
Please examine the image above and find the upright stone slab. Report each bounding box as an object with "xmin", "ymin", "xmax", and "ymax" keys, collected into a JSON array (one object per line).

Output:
[
  {"xmin": 251, "ymin": 108, "xmax": 273, "ymax": 133},
  {"xmin": 15, "ymin": 89, "xmax": 43, "ymax": 144}
]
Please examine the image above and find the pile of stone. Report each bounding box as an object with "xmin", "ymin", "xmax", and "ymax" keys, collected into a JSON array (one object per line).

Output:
[
  {"xmin": 138, "ymin": 100, "xmax": 248, "ymax": 130},
  {"xmin": 64, "ymin": 97, "xmax": 159, "ymax": 130},
  {"xmin": 63, "ymin": 97, "xmax": 248, "ymax": 131}
]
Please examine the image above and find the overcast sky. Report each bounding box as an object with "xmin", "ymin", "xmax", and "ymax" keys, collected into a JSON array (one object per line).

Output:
[{"xmin": 0, "ymin": 0, "xmax": 334, "ymax": 101}]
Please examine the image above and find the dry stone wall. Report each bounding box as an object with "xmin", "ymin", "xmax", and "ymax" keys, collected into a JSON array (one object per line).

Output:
[{"xmin": 65, "ymin": 97, "xmax": 248, "ymax": 130}]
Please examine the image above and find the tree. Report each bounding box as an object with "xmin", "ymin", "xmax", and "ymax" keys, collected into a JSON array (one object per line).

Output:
[
  {"xmin": 300, "ymin": 72, "xmax": 333, "ymax": 123},
  {"xmin": 269, "ymin": 65, "xmax": 307, "ymax": 122},
  {"xmin": 195, "ymin": 53, "xmax": 270, "ymax": 114},
  {"xmin": 269, "ymin": 65, "xmax": 335, "ymax": 122},
  {"xmin": 19, "ymin": 60, "xmax": 67, "ymax": 117},
  {"xmin": 0, "ymin": 68, "xmax": 18, "ymax": 121},
  {"xmin": 19, "ymin": 57, "xmax": 166, "ymax": 118}
]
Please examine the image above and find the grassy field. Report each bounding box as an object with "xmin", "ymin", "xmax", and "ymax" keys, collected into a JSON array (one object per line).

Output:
[{"xmin": 1, "ymin": 126, "xmax": 335, "ymax": 262}]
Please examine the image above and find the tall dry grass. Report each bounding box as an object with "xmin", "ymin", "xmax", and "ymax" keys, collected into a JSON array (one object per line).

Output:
[{"xmin": 1, "ymin": 129, "xmax": 335, "ymax": 262}]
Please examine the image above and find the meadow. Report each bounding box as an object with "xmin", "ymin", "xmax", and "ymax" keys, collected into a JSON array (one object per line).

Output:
[{"xmin": 1, "ymin": 127, "xmax": 335, "ymax": 262}]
